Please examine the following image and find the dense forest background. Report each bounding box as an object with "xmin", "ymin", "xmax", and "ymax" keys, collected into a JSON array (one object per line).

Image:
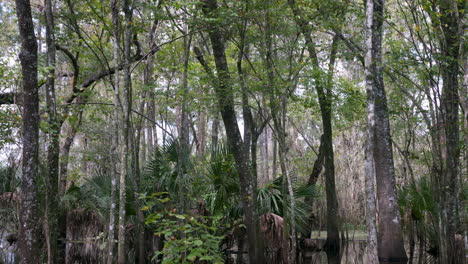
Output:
[{"xmin": 0, "ymin": 0, "xmax": 466, "ymax": 263}]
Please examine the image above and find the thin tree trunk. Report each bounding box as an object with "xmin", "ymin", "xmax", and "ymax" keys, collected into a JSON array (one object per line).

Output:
[
  {"xmin": 117, "ymin": 0, "xmax": 133, "ymax": 262},
  {"xmin": 44, "ymin": 0, "xmax": 60, "ymax": 261},
  {"xmin": 132, "ymin": 96, "xmax": 146, "ymax": 264},
  {"xmin": 197, "ymin": 110, "xmax": 207, "ymax": 156},
  {"xmin": 365, "ymin": 0, "xmax": 407, "ymax": 262},
  {"xmin": 272, "ymin": 132, "xmax": 277, "ymax": 179},
  {"xmin": 145, "ymin": 19, "xmax": 157, "ymax": 157},
  {"xmin": 44, "ymin": 0, "xmax": 59, "ymax": 264},
  {"xmin": 303, "ymin": 134, "xmax": 325, "ymax": 237},
  {"xmin": 288, "ymin": 0, "xmax": 340, "ymax": 250},
  {"xmin": 15, "ymin": 0, "xmax": 41, "ymax": 262},
  {"xmin": 108, "ymin": 0, "xmax": 120, "ymax": 262},
  {"xmin": 57, "ymin": 95, "xmax": 84, "ymax": 264},
  {"xmin": 176, "ymin": 21, "xmax": 191, "ymax": 225},
  {"xmin": 264, "ymin": 126, "xmax": 270, "ymax": 180},
  {"xmin": 211, "ymin": 113, "xmax": 219, "ymax": 151}
]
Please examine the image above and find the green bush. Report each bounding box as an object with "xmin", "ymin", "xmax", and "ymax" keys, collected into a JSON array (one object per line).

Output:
[{"xmin": 143, "ymin": 193, "xmax": 225, "ymax": 264}]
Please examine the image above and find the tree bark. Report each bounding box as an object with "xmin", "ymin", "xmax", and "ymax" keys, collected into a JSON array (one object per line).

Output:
[
  {"xmin": 365, "ymin": 0, "xmax": 407, "ymax": 262},
  {"xmin": 44, "ymin": 0, "xmax": 60, "ymax": 261},
  {"xmin": 132, "ymin": 96, "xmax": 146, "ymax": 264},
  {"xmin": 146, "ymin": 19, "xmax": 159, "ymax": 156},
  {"xmin": 108, "ymin": 0, "xmax": 120, "ymax": 262},
  {"xmin": 177, "ymin": 19, "xmax": 192, "ymax": 215},
  {"xmin": 364, "ymin": 3, "xmax": 379, "ymax": 262},
  {"xmin": 15, "ymin": 0, "xmax": 41, "ymax": 262},
  {"xmin": 437, "ymin": 1, "xmax": 462, "ymax": 262},
  {"xmin": 364, "ymin": 136, "xmax": 378, "ymax": 264},
  {"xmin": 117, "ymin": 0, "xmax": 133, "ymax": 262},
  {"xmin": 197, "ymin": 109, "xmax": 207, "ymax": 156}
]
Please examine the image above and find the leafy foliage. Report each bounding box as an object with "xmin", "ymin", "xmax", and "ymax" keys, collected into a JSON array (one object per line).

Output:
[
  {"xmin": 143, "ymin": 193, "xmax": 224, "ymax": 264},
  {"xmin": 0, "ymin": 165, "xmax": 17, "ymax": 194}
]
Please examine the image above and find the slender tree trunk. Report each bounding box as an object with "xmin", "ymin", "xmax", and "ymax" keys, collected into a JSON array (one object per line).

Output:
[
  {"xmin": 323, "ymin": 36, "xmax": 340, "ymax": 252},
  {"xmin": 365, "ymin": 0, "xmax": 407, "ymax": 262},
  {"xmin": 132, "ymin": 97, "xmax": 145, "ymax": 264},
  {"xmin": 201, "ymin": 1, "xmax": 264, "ymax": 262},
  {"xmin": 264, "ymin": 126, "xmax": 270, "ymax": 180},
  {"xmin": 57, "ymin": 95, "xmax": 84, "ymax": 264},
  {"xmin": 117, "ymin": 0, "xmax": 133, "ymax": 262},
  {"xmin": 176, "ymin": 21, "xmax": 191, "ymax": 226},
  {"xmin": 145, "ymin": 23, "xmax": 156, "ymax": 158},
  {"xmin": 462, "ymin": 56, "xmax": 468, "ymax": 251},
  {"xmin": 197, "ymin": 110, "xmax": 207, "ymax": 156},
  {"xmin": 108, "ymin": 0, "xmax": 120, "ymax": 262},
  {"xmin": 211, "ymin": 112, "xmax": 219, "ymax": 151},
  {"xmin": 15, "ymin": 0, "xmax": 41, "ymax": 262},
  {"xmin": 59, "ymin": 124, "xmax": 77, "ymax": 193},
  {"xmin": 140, "ymin": 119, "xmax": 146, "ymax": 169},
  {"xmin": 288, "ymin": 0, "xmax": 340, "ymax": 250},
  {"xmin": 272, "ymin": 131, "xmax": 277, "ymax": 179},
  {"xmin": 302, "ymin": 135, "xmax": 325, "ymax": 238},
  {"xmin": 44, "ymin": 0, "xmax": 60, "ymax": 261}
]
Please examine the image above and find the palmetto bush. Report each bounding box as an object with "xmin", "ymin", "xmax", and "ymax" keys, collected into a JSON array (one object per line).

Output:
[{"xmin": 398, "ymin": 176, "xmax": 439, "ymax": 257}]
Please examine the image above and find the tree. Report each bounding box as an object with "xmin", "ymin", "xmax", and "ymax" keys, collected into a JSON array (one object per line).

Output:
[
  {"xmin": 44, "ymin": 0, "xmax": 61, "ymax": 261},
  {"xmin": 436, "ymin": 1, "xmax": 463, "ymax": 262},
  {"xmin": 108, "ymin": 0, "xmax": 120, "ymax": 262},
  {"xmin": 14, "ymin": 0, "xmax": 41, "ymax": 262},
  {"xmin": 288, "ymin": 0, "xmax": 340, "ymax": 250},
  {"xmin": 200, "ymin": 0, "xmax": 265, "ymax": 262},
  {"xmin": 117, "ymin": 0, "xmax": 134, "ymax": 262},
  {"xmin": 364, "ymin": 0, "xmax": 407, "ymax": 262}
]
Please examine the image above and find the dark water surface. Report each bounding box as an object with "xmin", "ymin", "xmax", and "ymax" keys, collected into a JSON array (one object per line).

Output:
[{"xmin": 300, "ymin": 240, "xmax": 367, "ymax": 264}]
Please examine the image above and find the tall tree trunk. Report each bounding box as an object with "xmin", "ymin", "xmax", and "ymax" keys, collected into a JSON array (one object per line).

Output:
[
  {"xmin": 118, "ymin": 0, "xmax": 133, "ymax": 262},
  {"xmin": 365, "ymin": 0, "xmax": 407, "ymax": 262},
  {"xmin": 44, "ymin": 0, "xmax": 60, "ymax": 261},
  {"xmin": 132, "ymin": 97, "xmax": 146, "ymax": 264},
  {"xmin": 438, "ymin": 1, "xmax": 462, "ymax": 262},
  {"xmin": 108, "ymin": 0, "xmax": 120, "ymax": 262},
  {"xmin": 364, "ymin": 9, "xmax": 378, "ymax": 258},
  {"xmin": 177, "ymin": 21, "xmax": 191, "ymax": 214},
  {"xmin": 322, "ymin": 36, "xmax": 340, "ymax": 252},
  {"xmin": 201, "ymin": 1, "xmax": 264, "ymax": 262},
  {"xmin": 288, "ymin": 0, "xmax": 340, "ymax": 250},
  {"xmin": 15, "ymin": 0, "xmax": 41, "ymax": 262},
  {"xmin": 145, "ymin": 20, "xmax": 157, "ymax": 157}
]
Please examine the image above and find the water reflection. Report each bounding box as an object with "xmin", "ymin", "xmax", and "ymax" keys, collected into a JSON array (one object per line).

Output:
[{"xmin": 301, "ymin": 240, "xmax": 367, "ymax": 264}]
